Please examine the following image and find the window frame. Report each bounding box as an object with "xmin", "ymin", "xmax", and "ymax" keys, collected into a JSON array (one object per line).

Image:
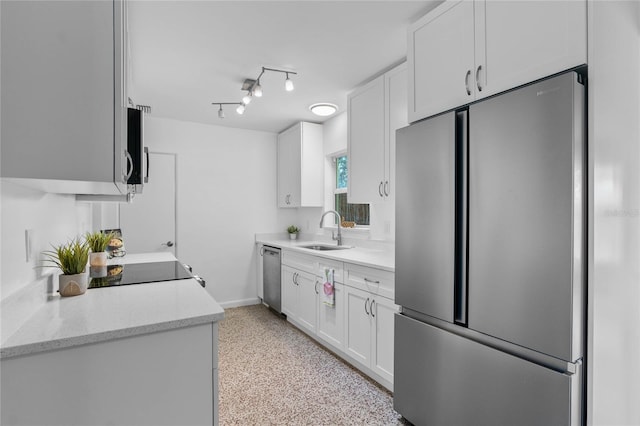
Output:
[{"xmin": 331, "ymin": 152, "xmax": 370, "ymax": 229}]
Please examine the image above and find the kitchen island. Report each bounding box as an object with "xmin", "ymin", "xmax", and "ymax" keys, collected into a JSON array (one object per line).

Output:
[{"xmin": 0, "ymin": 252, "xmax": 224, "ymax": 426}]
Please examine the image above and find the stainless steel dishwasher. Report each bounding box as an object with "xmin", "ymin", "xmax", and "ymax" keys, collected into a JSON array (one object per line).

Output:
[{"xmin": 262, "ymin": 246, "xmax": 281, "ymax": 313}]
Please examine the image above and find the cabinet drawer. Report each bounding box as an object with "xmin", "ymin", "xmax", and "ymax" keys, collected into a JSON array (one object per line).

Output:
[
  {"xmin": 317, "ymin": 258, "xmax": 344, "ymax": 283},
  {"xmin": 282, "ymin": 251, "xmax": 316, "ymax": 273},
  {"xmin": 346, "ymin": 264, "xmax": 395, "ymax": 300}
]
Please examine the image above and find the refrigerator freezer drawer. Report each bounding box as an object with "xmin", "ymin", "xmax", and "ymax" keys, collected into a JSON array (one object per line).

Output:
[{"xmin": 394, "ymin": 314, "xmax": 582, "ymax": 426}]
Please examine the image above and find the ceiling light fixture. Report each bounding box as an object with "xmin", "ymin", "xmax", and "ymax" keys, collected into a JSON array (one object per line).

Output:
[
  {"xmin": 212, "ymin": 102, "xmax": 243, "ymax": 119},
  {"xmin": 309, "ymin": 103, "xmax": 338, "ymax": 117},
  {"xmin": 285, "ymin": 73, "xmax": 294, "ymax": 91},
  {"xmin": 253, "ymin": 79, "xmax": 263, "ymax": 97},
  {"xmin": 211, "ymin": 66, "xmax": 297, "ymax": 118}
]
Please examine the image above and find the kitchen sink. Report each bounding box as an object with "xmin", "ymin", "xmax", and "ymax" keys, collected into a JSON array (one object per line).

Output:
[{"xmin": 300, "ymin": 244, "xmax": 352, "ymax": 251}]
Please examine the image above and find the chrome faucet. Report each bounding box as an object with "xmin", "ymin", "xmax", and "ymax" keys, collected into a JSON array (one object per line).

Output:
[{"xmin": 319, "ymin": 210, "xmax": 343, "ymax": 246}]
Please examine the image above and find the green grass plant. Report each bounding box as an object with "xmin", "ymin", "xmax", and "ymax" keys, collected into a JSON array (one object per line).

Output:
[
  {"xmin": 84, "ymin": 231, "xmax": 114, "ymax": 252},
  {"xmin": 43, "ymin": 239, "xmax": 90, "ymax": 275}
]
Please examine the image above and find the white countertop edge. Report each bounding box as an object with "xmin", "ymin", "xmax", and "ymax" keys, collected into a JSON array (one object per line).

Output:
[
  {"xmin": 256, "ymin": 237, "xmax": 395, "ymax": 272},
  {"xmin": 0, "ymin": 310, "xmax": 224, "ymax": 360}
]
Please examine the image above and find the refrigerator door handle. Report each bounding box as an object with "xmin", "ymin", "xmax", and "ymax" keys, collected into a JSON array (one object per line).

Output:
[{"xmin": 454, "ymin": 109, "xmax": 469, "ymax": 326}]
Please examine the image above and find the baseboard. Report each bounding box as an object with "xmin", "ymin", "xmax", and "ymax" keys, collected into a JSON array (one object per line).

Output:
[{"xmin": 219, "ymin": 298, "xmax": 261, "ymax": 309}]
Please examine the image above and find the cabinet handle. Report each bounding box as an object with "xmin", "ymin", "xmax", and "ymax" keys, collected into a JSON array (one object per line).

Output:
[
  {"xmin": 292, "ymin": 272, "xmax": 297, "ymax": 285},
  {"xmin": 364, "ymin": 297, "xmax": 370, "ymax": 315},
  {"xmin": 370, "ymin": 299, "xmax": 376, "ymax": 318},
  {"xmin": 476, "ymin": 65, "xmax": 483, "ymax": 92},
  {"xmin": 465, "ymin": 70, "xmax": 472, "ymax": 96},
  {"xmin": 259, "ymin": 247, "xmax": 264, "ymax": 256},
  {"xmin": 315, "ymin": 280, "xmax": 319, "ymax": 294},
  {"xmin": 378, "ymin": 181, "xmax": 384, "ymax": 197},
  {"xmin": 124, "ymin": 150, "xmax": 134, "ymax": 181},
  {"xmin": 364, "ymin": 277, "xmax": 381, "ymax": 284},
  {"xmin": 384, "ymin": 181, "xmax": 389, "ymax": 197},
  {"xmin": 144, "ymin": 146, "xmax": 150, "ymax": 183}
]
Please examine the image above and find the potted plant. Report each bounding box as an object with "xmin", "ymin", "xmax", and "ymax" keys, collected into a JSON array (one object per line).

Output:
[
  {"xmin": 43, "ymin": 239, "xmax": 90, "ymax": 297},
  {"xmin": 85, "ymin": 230, "xmax": 113, "ymax": 267},
  {"xmin": 287, "ymin": 225, "xmax": 300, "ymax": 240}
]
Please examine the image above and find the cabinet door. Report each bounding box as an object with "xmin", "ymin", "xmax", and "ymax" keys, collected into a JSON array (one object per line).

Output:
[
  {"xmin": 371, "ymin": 296, "xmax": 399, "ymax": 385},
  {"xmin": 317, "ymin": 282, "xmax": 345, "ymax": 351},
  {"xmin": 344, "ymin": 286, "xmax": 372, "ymax": 366},
  {"xmin": 1, "ymin": 1, "xmax": 120, "ymax": 187},
  {"xmin": 477, "ymin": 0, "xmax": 587, "ymax": 98},
  {"xmin": 277, "ymin": 125, "xmax": 301, "ymax": 207},
  {"xmin": 296, "ymin": 270, "xmax": 318, "ymax": 334},
  {"xmin": 384, "ymin": 63, "xmax": 408, "ymax": 206},
  {"xmin": 348, "ymin": 75, "xmax": 385, "ymax": 203},
  {"xmin": 281, "ymin": 266, "xmax": 298, "ymax": 318},
  {"xmin": 408, "ymin": 0, "xmax": 475, "ymax": 122}
]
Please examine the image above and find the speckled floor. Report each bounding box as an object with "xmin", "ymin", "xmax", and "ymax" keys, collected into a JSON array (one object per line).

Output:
[{"xmin": 218, "ymin": 304, "xmax": 408, "ymax": 425}]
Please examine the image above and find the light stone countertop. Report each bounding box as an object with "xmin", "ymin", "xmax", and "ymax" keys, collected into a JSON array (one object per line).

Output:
[
  {"xmin": 255, "ymin": 236, "xmax": 395, "ymax": 272},
  {"xmin": 0, "ymin": 253, "xmax": 224, "ymax": 360}
]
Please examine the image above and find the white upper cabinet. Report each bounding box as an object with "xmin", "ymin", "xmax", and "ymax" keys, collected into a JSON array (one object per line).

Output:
[
  {"xmin": 277, "ymin": 122, "xmax": 323, "ymax": 208},
  {"xmin": 348, "ymin": 75, "xmax": 385, "ymax": 204},
  {"xmin": 348, "ymin": 62, "xmax": 407, "ymax": 204},
  {"xmin": 408, "ymin": 0, "xmax": 587, "ymax": 122},
  {"xmin": 0, "ymin": 0, "xmax": 130, "ymax": 195},
  {"xmin": 479, "ymin": 0, "xmax": 587, "ymax": 98},
  {"xmin": 408, "ymin": 1, "xmax": 476, "ymax": 122}
]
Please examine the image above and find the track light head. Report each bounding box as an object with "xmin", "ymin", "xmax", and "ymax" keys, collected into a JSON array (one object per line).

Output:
[
  {"xmin": 242, "ymin": 93, "xmax": 252, "ymax": 105},
  {"xmin": 236, "ymin": 104, "xmax": 246, "ymax": 115},
  {"xmin": 218, "ymin": 105, "xmax": 225, "ymax": 119},
  {"xmin": 253, "ymin": 80, "xmax": 263, "ymax": 97},
  {"xmin": 285, "ymin": 73, "xmax": 294, "ymax": 92}
]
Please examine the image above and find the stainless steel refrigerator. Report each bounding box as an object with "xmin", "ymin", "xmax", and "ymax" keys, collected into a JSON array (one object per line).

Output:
[{"xmin": 394, "ymin": 70, "xmax": 586, "ymax": 425}]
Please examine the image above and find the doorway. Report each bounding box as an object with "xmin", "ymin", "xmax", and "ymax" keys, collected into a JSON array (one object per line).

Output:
[{"xmin": 119, "ymin": 152, "xmax": 177, "ymax": 256}]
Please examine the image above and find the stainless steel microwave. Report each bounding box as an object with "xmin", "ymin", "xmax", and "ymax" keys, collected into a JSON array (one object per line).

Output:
[{"xmin": 126, "ymin": 107, "xmax": 148, "ymax": 194}]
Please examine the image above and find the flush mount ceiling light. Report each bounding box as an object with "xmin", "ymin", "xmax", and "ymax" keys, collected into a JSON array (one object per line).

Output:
[
  {"xmin": 211, "ymin": 66, "xmax": 297, "ymax": 118},
  {"xmin": 309, "ymin": 103, "xmax": 338, "ymax": 117}
]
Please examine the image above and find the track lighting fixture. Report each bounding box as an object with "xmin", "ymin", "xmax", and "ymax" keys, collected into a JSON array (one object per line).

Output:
[
  {"xmin": 253, "ymin": 79, "xmax": 263, "ymax": 97},
  {"xmin": 211, "ymin": 66, "xmax": 297, "ymax": 118},
  {"xmin": 285, "ymin": 73, "xmax": 294, "ymax": 92},
  {"xmin": 212, "ymin": 102, "xmax": 243, "ymax": 119}
]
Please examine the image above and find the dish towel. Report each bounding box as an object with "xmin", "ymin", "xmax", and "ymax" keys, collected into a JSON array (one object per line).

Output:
[{"xmin": 322, "ymin": 268, "xmax": 335, "ymax": 307}]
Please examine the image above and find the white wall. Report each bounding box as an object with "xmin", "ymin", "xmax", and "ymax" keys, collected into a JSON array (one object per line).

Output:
[
  {"xmin": 0, "ymin": 181, "xmax": 92, "ymax": 337},
  {"xmin": 588, "ymin": 1, "xmax": 640, "ymax": 425},
  {"xmin": 140, "ymin": 117, "xmax": 294, "ymax": 307}
]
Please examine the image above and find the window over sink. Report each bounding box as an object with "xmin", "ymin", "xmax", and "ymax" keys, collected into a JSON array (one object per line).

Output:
[{"xmin": 333, "ymin": 154, "xmax": 370, "ymax": 226}]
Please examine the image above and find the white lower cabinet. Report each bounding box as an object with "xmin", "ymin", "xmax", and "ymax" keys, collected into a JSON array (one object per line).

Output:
[
  {"xmin": 344, "ymin": 285, "xmax": 398, "ymax": 387},
  {"xmin": 281, "ymin": 265, "xmax": 317, "ymax": 335},
  {"xmin": 317, "ymin": 282, "xmax": 345, "ymax": 352},
  {"xmin": 280, "ymin": 250, "xmax": 396, "ymax": 391},
  {"xmin": 1, "ymin": 323, "xmax": 218, "ymax": 426}
]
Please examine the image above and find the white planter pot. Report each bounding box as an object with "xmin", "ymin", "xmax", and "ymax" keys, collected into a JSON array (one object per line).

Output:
[
  {"xmin": 289, "ymin": 233, "xmax": 298, "ymax": 240},
  {"xmin": 89, "ymin": 251, "xmax": 108, "ymax": 267},
  {"xmin": 59, "ymin": 272, "xmax": 89, "ymax": 297}
]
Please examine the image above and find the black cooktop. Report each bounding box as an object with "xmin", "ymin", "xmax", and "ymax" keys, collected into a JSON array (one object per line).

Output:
[{"xmin": 88, "ymin": 261, "xmax": 193, "ymax": 289}]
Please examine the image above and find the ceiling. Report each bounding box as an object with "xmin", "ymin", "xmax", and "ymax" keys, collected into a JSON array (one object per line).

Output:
[{"xmin": 128, "ymin": 1, "xmax": 441, "ymax": 134}]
